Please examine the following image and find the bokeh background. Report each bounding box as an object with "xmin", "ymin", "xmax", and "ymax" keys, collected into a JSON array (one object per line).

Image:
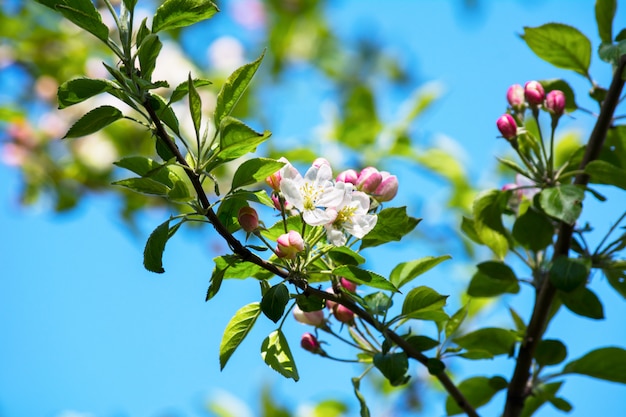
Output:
[{"xmin": 1, "ymin": 1, "xmax": 625, "ymax": 416}]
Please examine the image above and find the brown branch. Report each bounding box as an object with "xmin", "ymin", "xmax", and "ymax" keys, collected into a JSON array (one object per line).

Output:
[
  {"xmin": 142, "ymin": 96, "xmax": 480, "ymax": 417},
  {"xmin": 503, "ymin": 55, "xmax": 626, "ymax": 417}
]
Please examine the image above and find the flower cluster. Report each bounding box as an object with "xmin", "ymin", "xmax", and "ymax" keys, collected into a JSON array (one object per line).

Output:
[{"xmin": 496, "ymin": 81, "xmax": 567, "ymax": 140}]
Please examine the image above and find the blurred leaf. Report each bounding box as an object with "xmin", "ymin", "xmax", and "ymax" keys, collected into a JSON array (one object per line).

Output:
[
  {"xmin": 454, "ymin": 327, "xmax": 517, "ymax": 356},
  {"xmin": 373, "ymin": 352, "xmax": 410, "ymax": 386},
  {"xmin": 332, "ymin": 265, "xmax": 397, "ymax": 292},
  {"xmin": 57, "ymin": 78, "xmax": 117, "ymax": 108},
  {"xmin": 535, "ymin": 339, "xmax": 568, "ymax": 366},
  {"xmin": 220, "ymin": 302, "xmax": 261, "ymax": 369},
  {"xmin": 445, "ymin": 304, "xmax": 468, "ymax": 338},
  {"xmin": 540, "ymin": 79, "xmax": 578, "ymax": 112},
  {"xmin": 539, "ymin": 185, "xmax": 584, "ymax": 225},
  {"xmin": 596, "ymin": 0, "xmax": 617, "ymax": 43},
  {"xmin": 510, "ymin": 307, "xmax": 527, "ymax": 333},
  {"xmin": 260, "ymin": 283, "xmax": 290, "ymax": 323},
  {"xmin": 520, "ymin": 382, "xmax": 563, "ymax": 417},
  {"xmin": 563, "ymin": 347, "xmax": 626, "ymax": 383},
  {"xmin": 389, "ymin": 255, "xmax": 451, "ymax": 289},
  {"xmin": 336, "ymin": 85, "xmax": 381, "ymax": 149},
  {"xmin": 598, "ymin": 40, "xmax": 626, "ymax": 67},
  {"xmin": 585, "ymin": 160, "xmax": 626, "ymax": 190},
  {"xmin": 351, "ymin": 378, "xmax": 371, "ymax": 417},
  {"xmin": 363, "ymin": 292, "xmax": 393, "ymax": 315},
  {"xmin": 404, "ymin": 335, "xmax": 439, "ymax": 352},
  {"xmin": 215, "ymin": 51, "xmax": 265, "ymax": 127},
  {"xmin": 472, "ymin": 190, "xmax": 509, "ymax": 259},
  {"xmin": 559, "ymin": 286, "xmax": 604, "ymax": 319},
  {"xmin": 446, "ymin": 376, "xmax": 508, "ymax": 415},
  {"xmin": 513, "ymin": 207, "xmax": 555, "ymax": 251},
  {"xmin": 360, "ymin": 207, "xmax": 420, "ymax": 249},
  {"xmin": 143, "ymin": 218, "xmax": 181, "ymax": 273},
  {"xmin": 231, "ymin": 158, "xmax": 284, "ymax": 191},
  {"xmin": 311, "ymin": 399, "xmax": 348, "ymax": 417},
  {"xmin": 152, "ymin": 0, "xmax": 218, "ymax": 33},
  {"xmin": 521, "ymin": 23, "xmax": 592, "ymax": 76},
  {"xmin": 549, "ymin": 397, "xmax": 573, "ymax": 412},
  {"xmin": 63, "ymin": 105, "xmax": 123, "ymax": 138},
  {"xmin": 604, "ymin": 268, "xmax": 626, "ymax": 299},
  {"xmin": 261, "ymin": 329, "xmax": 299, "ymax": 381},
  {"xmin": 468, "ymin": 261, "xmax": 520, "ymax": 297},
  {"xmin": 549, "ymin": 256, "xmax": 590, "ymax": 292}
]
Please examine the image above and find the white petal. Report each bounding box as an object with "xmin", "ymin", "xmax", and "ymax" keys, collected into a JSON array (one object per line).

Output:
[
  {"xmin": 280, "ymin": 179, "xmax": 304, "ymax": 210},
  {"xmin": 303, "ymin": 208, "xmax": 336, "ymax": 226},
  {"xmin": 325, "ymin": 226, "xmax": 347, "ymax": 246},
  {"xmin": 345, "ymin": 214, "xmax": 378, "ymax": 238}
]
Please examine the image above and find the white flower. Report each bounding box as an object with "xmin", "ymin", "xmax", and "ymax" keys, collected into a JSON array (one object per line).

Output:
[
  {"xmin": 324, "ymin": 182, "xmax": 377, "ymax": 246},
  {"xmin": 280, "ymin": 163, "xmax": 344, "ymax": 226}
]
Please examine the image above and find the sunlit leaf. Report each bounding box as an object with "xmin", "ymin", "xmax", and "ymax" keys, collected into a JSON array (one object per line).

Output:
[
  {"xmin": 332, "ymin": 265, "xmax": 397, "ymax": 292},
  {"xmin": 219, "ymin": 302, "xmax": 261, "ymax": 369},
  {"xmin": 360, "ymin": 207, "xmax": 420, "ymax": 249},
  {"xmin": 57, "ymin": 78, "xmax": 117, "ymax": 109},
  {"xmin": 260, "ymin": 329, "xmax": 299, "ymax": 381},
  {"xmin": 152, "ymin": 0, "xmax": 218, "ymax": 33},
  {"xmin": 231, "ymin": 158, "xmax": 284, "ymax": 191},
  {"xmin": 585, "ymin": 160, "xmax": 626, "ymax": 190},
  {"xmin": 596, "ymin": 0, "xmax": 617, "ymax": 43},
  {"xmin": 389, "ymin": 255, "xmax": 451, "ymax": 289},
  {"xmin": 472, "ymin": 190, "xmax": 509, "ymax": 259},
  {"xmin": 539, "ymin": 185, "xmax": 584, "ymax": 225}
]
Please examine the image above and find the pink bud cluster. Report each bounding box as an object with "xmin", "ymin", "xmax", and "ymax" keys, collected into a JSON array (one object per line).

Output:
[
  {"xmin": 336, "ymin": 166, "xmax": 398, "ymax": 203},
  {"xmin": 497, "ymin": 81, "xmax": 567, "ymax": 139}
]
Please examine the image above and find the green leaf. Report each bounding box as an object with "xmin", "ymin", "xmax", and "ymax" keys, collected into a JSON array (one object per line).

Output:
[
  {"xmin": 146, "ymin": 93, "xmax": 180, "ymax": 136},
  {"xmin": 138, "ymin": 34, "xmax": 162, "ymax": 80},
  {"xmin": 535, "ymin": 339, "xmax": 567, "ymax": 366},
  {"xmin": 549, "ymin": 256, "xmax": 590, "ymax": 292},
  {"xmin": 114, "ymin": 156, "xmax": 183, "ymax": 188},
  {"xmin": 585, "ymin": 160, "xmax": 626, "ymax": 190},
  {"xmin": 56, "ymin": 2, "xmax": 109, "ymax": 43},
  {"xmin": 467, "ymin": 261, "xmax": 520, "ymax": 297},
  {"xmin": 472, "ymin": 189, "xmax": 509, "ymax": 259},
  {"xmin": 260, "ymin": 283, "xmax": 290, "ymax": 323},
  {"xmin": 540, "ymin": 79, "xmax": 578, "ymax": 112},
  {"xmin": 311, "ymin": 400, "xmax": 348, "ymax": 417},
  {"xmin": 596, "ymin": 0, "xmax": 617, "ymax": 43},
  {"xmin": 261, "ymin": 329, "xmax": 299, "ymax": 381},
  {"xmin": 550, "ymin": 397, "xmax": 573, "ymax": 412},
  {"xmin": 539, "ymin": 185, "xmax": 585, "ymax": 225},
  {"xmin": 404, "ymin": 335, "xmax": 439, "ymax": 352},
  {"xmin": 454, "ymin": 328, "xmax": 517, "ymax": 356},
  {"xmin": 57, "ymin": 78, "xmax": 117, "ymax": 109},
  {"xmin": 169, "ymin": 79, "xmax": 213, "ymax": 104},
  {"xmin": 206, "ymin": 255, "xmax": 240, "ymax": 301},
  {"xmin": 231, "ymin": 158, "xmax": 284, "ymax": 191},
  {"xmin": 513, "ymin": 207, "xmax": 555, "ymax": 251},
  {"xmin": 360, "ymin": 207, "xmax": 420, "ymax": 249},
  {"xmin": 219, "ymin": 302, "xmax": 261, "ymax": 369},
  {"xmin": 460, "ymin": 216, "xmax": 482, "ymax": 244},
  {"xmin": 213, "ymin": 255, "xmax": 273, "ymax": 280},
  {"xmin": 332, "ymin": 265, "xmax": 397, "ymax": 292},
  {"xmin": 143, "ymin": 219, "xmax": 180, "ymax": 273},
  {"xmin": 186, "ymin": 73, "xmax": 202, "ymax": 142},
  {"xmin": 389, "ymin": 255, "xmax": 451, "ymax": 289},
  {"xmin": 327, "ymin": 246, "xmax": 366, "ymax": 266},
  {"xmin": 373, "ymin": 352, "xmax": 410, "ymax": 386},
  {"xmin": 520, "ymin": 382, "xmax": 563, "ymax": 417},
  {"xmin": 217, "ymin": 117, "xmax": 271, "ymax": 162},
  {"xmin": 446, "ymin": 376, "xmax": 508, "ymax": 415},
  {"xmin": 445, "ymin": 304, "xmax": 468, "ymax": 338},
  {"xmin": 152, "ymin": 0, "xmax": 219, "ymax": 33},
  {"xmin": 336, "ymin": 85, "xmax": 381, "ymax": 149},
  {"xmin": 113, "ymin": 177, "xmax": 170, "ymax": 196},
  {"xmin": 63, "ymin": 105, "xmax": 123, "ymax": 138},
  {"xmin": 363, "ymin": 292, "xmax": 393, "ymax": 315},
  {"xmin": 351, "ymin": 378, "xmax": 370, "ymax": 417},
  {"xmin": 295, "ymin": 294, "xmax": 325, "ymax": 312},
  {"xmin": 563, "ymin": 347, "xmax": 626, "ymax": 383},
  {"xmin": 215, "ymin": 51, "xmax": 265, "ymax": 127},
  {"xmin": 559, "ymin": 286, "xmax": 604, "ymax": 319},
  {"xmin": 426, "ymin": 358, "xmax": 446, "ymax": 375},
  {"xmin": 400, "ymin": 286, "xmax": 449, "ymax": 321},
  {"xmin": 604, "ymin": 268, "xmax": 626, "ymax": 299},
  {"xmin": 521, "ymin": 23, "xmax": 592, "ymax": 76}
]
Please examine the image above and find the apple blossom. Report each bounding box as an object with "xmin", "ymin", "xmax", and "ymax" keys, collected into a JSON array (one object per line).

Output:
[
  {"xmin": 293, "ymin": 305, "xmax": 325, "ymax": 327},
  {"xmin": 324, "ymin": 182, "xmax": 377, "ymax": 246}
]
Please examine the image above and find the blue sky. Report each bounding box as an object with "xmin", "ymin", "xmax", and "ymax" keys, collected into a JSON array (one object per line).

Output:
[{"xmin": 1, "ymin": 1, "xmax": 626, "ymax": 417}]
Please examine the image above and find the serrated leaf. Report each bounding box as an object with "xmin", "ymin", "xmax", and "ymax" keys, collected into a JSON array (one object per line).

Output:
[
  {"xmin": 559, "ymin": 286, "xmax": 604, "ymax": 319},
  {"xmin": 216, "ymin": 117, "xmax": 271, "ymax": 162},
  {"xmin": 57, "ymin": 78, "xmax": 117, "ymax": 109},
  {"xmin": 215, "ymin": 51, "xmax": 264, "ymax": 127},
  {"xmin": 360, "ymin": 207, "xmax": 420, "ymax": 249},
  {"xmin": 390, "ymin": 255, "xmax": 451, "ymax": 289},
  {"xmin": 147, "ymin": 93, "xmax": 180, "ymax": 136},
  {"xmin": 152, "ymin": 0, "xmax": 218, "ymax": 33},
  {"xmin": 260, "ymin": 283, "xmax": 289, "ymax": 323},
  {"xmin": 219, "ymin": 302, "xmax": 261, "ymax": 369},
  {"xmin": 446, "ymin": 376, "xmax": 508, "ymax": 415},
  {"xmin": 585, "ymin": 160, "xmax": 626, "ymax": 190},
  {"xmin": 454, "ymin": 328, "xmax": 517, "ymax": 356},
  {"xmin": 400, "ymin": 286, "xmax": 448, "ymax": 321},
  {"xmin": 472, "ymin": 189, "xmax": 509, "ymax": 259},
  {"xmin": 549, "ymin": 256, "xmax": 590, "ymax": 292},
  {"xmin": 535, "ymin": 339, "xmax": 567, "ymax": 366},
  {"xmin": 563, "ymin": 347, "xmax": 626, "ymax": 383},
  {"xmin": 332, "ymin": 265, "xmax": 397, "ymax": 292},
  {"xmin": 261, "ymin": 329, "xmax": 299, "ymax": 381},
  {"xmin": 143, "ymin": 219, "xmax": 180, "ymax": 273},
  {"xmin": 231, "ymin": 158, "xmax": 284, "ymax": 191},
  {"xmin": 63, "ymin": 105, "xmax": 123, "ymax": 138},
  {"xmin": 521, "ymin": 23, "xmax": 592, "ymax": 76},
  {"xmin": 596, "ymin": 0, "xmax": 617, "ymax": 44},
  {"xmin": 539, "ymin": 185, "xmax": 585, "ymax": 225},
  {"xmin": 138, "ymin": 34, "xmax": 162, "ymax": 80}
]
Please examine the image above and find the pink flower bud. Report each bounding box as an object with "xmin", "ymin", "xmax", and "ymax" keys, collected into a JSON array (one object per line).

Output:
[
  {"xmin": 300, "ymin": 332, "xmax": 322, "ymax": 353},
  {"xmin": 237, "ymin": 206, "xmax": 259, "ymax": 232},
  {"xmin": 506, "ymin": 84, "xmax": 525, "ymax": 108},
  {"xmin": 340, "ymin": 277, "xmax": 357, "ymax": 292},
  {"xmin": 265, "ymin": 170, "xmax": 282, "ymax": 191},
  {"xmin": 271, "ymin": 194, "xmax": 293, "ymax": 212},
  {"xmin": 312, "ymin": 157, "xmax": 330, "ymax": 168},
  {"xmin": 336, "ymin": 169, "xmax": 358, "ymax": 184},
  {"xmin": 293, "ymin": 305, "xmax": 325, "ymax": 326},
  {"xmin": 356, "ymin": 167, "xmax": 382, "ymax": 193},
  {"xmin": 545, "ymin": 90, "xmax": 566, "ymax": 116},
  {"xmin": 374, "ymin": 172, "xmax": 398, "ymax": 202},
  {"xmin": 276, "ymin": 230, "xmax": 304, "ymax": 259},
  {"xmin": 524, "ymin": 81, "xmax": 545, "ymax": 106},
  {"xmin": 333, "ymin": 304, "xmax": 355, "ymax": 324},
  {"xmin": 325, "ymin": 287, "xmax": 337, "ymax": 310},
  {"xmin": 496, "ymin": 114, "xmax": 518, "ymax": 139}
]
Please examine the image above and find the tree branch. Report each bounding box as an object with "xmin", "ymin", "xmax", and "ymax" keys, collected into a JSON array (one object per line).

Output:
[{"xmin": 503, "ymin": 55, "xmax": 626, "ymax": 417}]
